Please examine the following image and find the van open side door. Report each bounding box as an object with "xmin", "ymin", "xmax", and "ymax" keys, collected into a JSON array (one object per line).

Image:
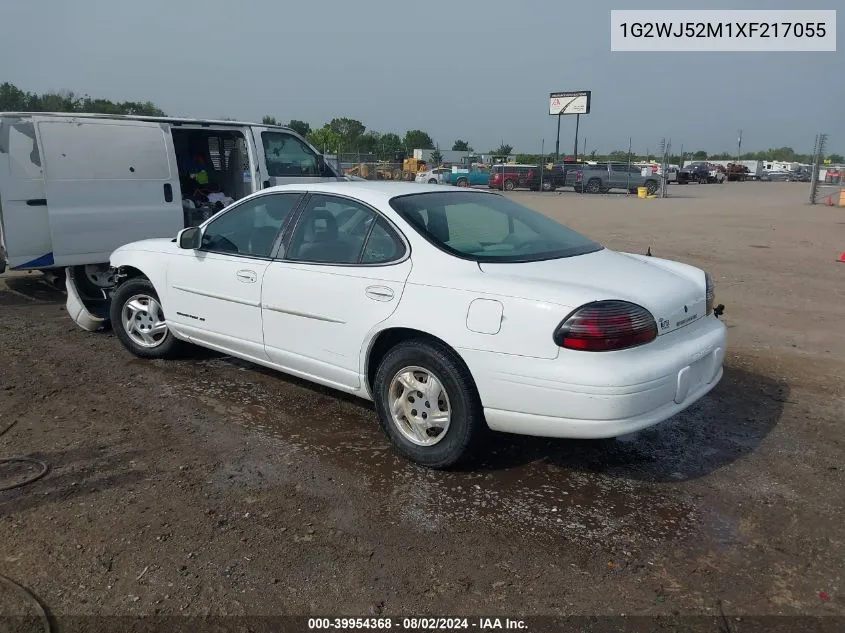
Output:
[
  {"xmin": 36, "ymin": 116, "xmax": 182, "ymax": 267},
  {"xmin": 0, "ymin": 118, "xmax": 52, "ymax": 270}
]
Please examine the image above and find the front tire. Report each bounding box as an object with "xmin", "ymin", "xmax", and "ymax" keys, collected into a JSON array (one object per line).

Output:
[
  {"xmin": 645, "ymin": 179, "xmax": 658, "ymax": 195},
  {"xmin": 428, "ymin": 178, "xmax": 437, "ymax": 184},
  {"xmin": 586, "ymin": 178, "xmax": 602, "ymax": 194},
  {"xmin": 373, "ymin": 339, "xmax": 485, "ymax": 469},
  {"xmin": 504, "ymin": 179, "xmax": 516, "ymax": 191},
  {"xmin": 110, "ymin": 278, "xmax": 185, "ymax": 359},
  {"xmin": 457, "ymin": 178, "xmax": 469, "ymax": 188}
]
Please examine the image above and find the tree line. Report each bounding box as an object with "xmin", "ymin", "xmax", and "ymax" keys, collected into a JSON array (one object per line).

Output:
[
  {"xmin": 261, "ymin": 115, "xmax": 515, "ymax": 161},
  {"xmin": 3, "ymin": 82, "xmax": 840, "ymax": 164},
  {"xmin": 0, "ymin": 81, "xmax": 165, "ymax": 117}
]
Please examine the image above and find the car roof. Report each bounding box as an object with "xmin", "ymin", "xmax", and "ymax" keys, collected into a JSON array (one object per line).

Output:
[{"xmin": 260, "ymin": 181, "xmax": 499, "ymax": 207}]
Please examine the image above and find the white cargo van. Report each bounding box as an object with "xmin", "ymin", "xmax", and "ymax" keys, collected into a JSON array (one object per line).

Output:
[{"xmin": 0, "ymin": 112, "xmax": 341, "ymax": 327}]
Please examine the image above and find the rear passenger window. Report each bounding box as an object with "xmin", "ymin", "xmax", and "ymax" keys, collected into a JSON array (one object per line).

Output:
[{"xmin": 361, "ymin": 219, "xmax": 405, "ymax": 264}]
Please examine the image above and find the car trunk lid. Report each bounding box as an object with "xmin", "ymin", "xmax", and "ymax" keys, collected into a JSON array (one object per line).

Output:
[{"xmin": 479, "ymin": 249, "xmax": 706, "ymax": 336}]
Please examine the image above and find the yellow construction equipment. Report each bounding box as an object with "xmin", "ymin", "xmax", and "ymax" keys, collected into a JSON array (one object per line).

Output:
[
  {"xmin": 343, "ymin": 163, "xmax": 372, "ymax": 179},
  {"xmin": 402, "ymin": 158, "xmax": 427, "ymax": 181}
]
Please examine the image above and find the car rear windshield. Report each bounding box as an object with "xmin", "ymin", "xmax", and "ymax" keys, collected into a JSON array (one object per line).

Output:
[{"xmin": 389, "ymin": 191, "xmax": 602, "ymax": 263}]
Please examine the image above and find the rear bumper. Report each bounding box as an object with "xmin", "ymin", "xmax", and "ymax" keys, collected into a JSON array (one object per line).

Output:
[
  {"xmin": 461, "ymin": 315, "xmax": 727, "ymax": 439},
  {"xmin": 483, "ymin": 367, "xmax": 722, "ymax": 438}
]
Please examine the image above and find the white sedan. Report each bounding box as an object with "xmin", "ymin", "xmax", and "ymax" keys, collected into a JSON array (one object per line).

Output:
[
  {"xmin": 415, "ymin": 167, "xmax": 451, "ymax": 184},
  {"xmin": 108, "ymin": 182, "xmax": 727, "ymax": 468}
]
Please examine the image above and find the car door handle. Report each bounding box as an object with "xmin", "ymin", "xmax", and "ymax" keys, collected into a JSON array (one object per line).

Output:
[
  {"xmin": 236, "ymin": 269, "xmax": 257, "ymax": 283},
  {"xmin": 365, "ymin": 285, "xmax": 394, "ymax": 301}
]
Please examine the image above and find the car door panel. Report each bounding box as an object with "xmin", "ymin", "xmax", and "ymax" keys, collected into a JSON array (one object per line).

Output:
[
  {"xmin": 167, "ymin": 252, "xmax": 270, "ymax": 359},
  {"xmin": 166, "ymin": 191, "xmax": 302, "ymax": 359},
  {"xmin": 260, "ymin": 194, "xmax": 412, "ymax": 390},
  {"xmin": 262, "ymin": 260, "xmax": 412, "ymax": 389}
]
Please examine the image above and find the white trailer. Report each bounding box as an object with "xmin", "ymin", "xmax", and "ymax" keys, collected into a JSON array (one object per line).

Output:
[{"xmin": 0, "ymin": 112, "xmax": 341, "ymax": 329}]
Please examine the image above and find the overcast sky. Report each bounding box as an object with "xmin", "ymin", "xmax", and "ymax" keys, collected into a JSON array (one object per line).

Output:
[{"xmin": 1, "ymin": 0, "xmax": 841, "ymax": 155}]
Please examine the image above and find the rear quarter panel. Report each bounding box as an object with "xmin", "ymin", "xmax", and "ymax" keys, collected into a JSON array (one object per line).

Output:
[{"xmin": 368, "ymin": 261, "xmax": 567, "ymax": 364}]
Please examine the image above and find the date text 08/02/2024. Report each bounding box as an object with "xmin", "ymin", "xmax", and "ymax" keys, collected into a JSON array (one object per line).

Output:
[{"xmin": 307, "ymin": 617, "xmax": 528, "ymax": 630}]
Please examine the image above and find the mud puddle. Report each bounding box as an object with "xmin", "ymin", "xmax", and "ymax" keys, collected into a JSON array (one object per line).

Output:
[{"xmin": 135, "ymin": 354, "xmax": 788, "ymax": 547}]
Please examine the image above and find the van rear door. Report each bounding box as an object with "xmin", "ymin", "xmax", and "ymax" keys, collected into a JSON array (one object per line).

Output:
[
  {"xmin": 252, "ymin": 127, "xmax": 336, "ymax": 189},
  {"xmin": 36, "ymin": 117, "xmax": 182, "ymax": 266},
  {"xmin": 0, "ymin": 117, "xmax": 53, "ymax": 269}
]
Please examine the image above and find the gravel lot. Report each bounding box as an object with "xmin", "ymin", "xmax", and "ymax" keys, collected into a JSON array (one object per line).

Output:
[{"xmin": 1, "ymin": 182, "xmax": 843, "ymax": 628}]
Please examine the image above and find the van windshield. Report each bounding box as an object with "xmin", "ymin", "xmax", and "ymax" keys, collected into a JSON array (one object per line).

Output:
[{"xmin": 389, "ymin": 191, "xmax": 602, "ymax": 263}]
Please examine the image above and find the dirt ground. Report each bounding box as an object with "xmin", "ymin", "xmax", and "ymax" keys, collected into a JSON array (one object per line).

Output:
[{"xmin": 1, "ymin": 182, "xmax": 844, "ymax": 628}]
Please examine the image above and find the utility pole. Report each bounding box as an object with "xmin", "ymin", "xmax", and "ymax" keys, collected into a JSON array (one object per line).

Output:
[
  {"xmin": 555, "ymin": 114, "xmax": 562, "ymax": 160},
  {"xmin": 573, "ymin": 114, "xmax": 581, "ymax": 159}
]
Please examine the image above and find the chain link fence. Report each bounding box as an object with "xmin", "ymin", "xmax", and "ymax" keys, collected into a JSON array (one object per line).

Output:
[
  {"xmin": 325, "ymin": 153, "xmax": 409, "ymax": 181},
  {"xmin": 809, "ymin": 134, "xmax": 844, "ymax": 206}
]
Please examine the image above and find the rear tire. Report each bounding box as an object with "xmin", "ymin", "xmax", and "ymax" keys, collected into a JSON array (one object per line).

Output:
[
  {"xmin": 457, "ymin": 178, "xmax": 469, "ymax": 188},
  {"xmin": 645, "ymin": 180, "xmax": 658, "ymax": 195},
  {"xmin": 373, "ymin": 339, "xmax": 485, "ymax": 469},
  {"xmin": 428, "ymin": 178, "xmax": 437, "ymax": 184},
  {"xmin": 586, "ymin": 178, "xmax": 602, "ymax": 194},
  {"xmin": 110, "ymin": 278, "xmax": 186, "ymax": 359}
]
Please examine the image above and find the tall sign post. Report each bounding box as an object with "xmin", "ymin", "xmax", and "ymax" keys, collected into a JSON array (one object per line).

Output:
[{"xmin": 549, "ymin": 91, "xmax": 591, "ymax": 161}]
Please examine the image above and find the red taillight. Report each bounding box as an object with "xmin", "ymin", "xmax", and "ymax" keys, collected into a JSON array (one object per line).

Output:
[{"xmin": 553, "ymin": 301, "xmax": 657, "ymax": 352}]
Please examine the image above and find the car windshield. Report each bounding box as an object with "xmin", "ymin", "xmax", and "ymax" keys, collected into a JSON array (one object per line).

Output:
[{"xmin": 389, "ymin": 191, "xmax": 603, "ymax": 263}]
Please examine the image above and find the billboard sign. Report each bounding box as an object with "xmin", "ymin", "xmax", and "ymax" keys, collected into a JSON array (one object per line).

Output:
[{"xmin": 549, "ymin": 91, "xmax": 591, "ymax": 115}]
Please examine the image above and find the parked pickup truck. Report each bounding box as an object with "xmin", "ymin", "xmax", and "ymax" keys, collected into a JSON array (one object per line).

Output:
[
  {"xmin": 565, "ymin": 162, "xmax": 660, "ymax": 194},
  {"xmin": 677, "ymin": 161, "xmax": 725, "ymax": 184},
  {"xmin": 445, "ymin": 166, "xmax": 491, "ymax": 188}
]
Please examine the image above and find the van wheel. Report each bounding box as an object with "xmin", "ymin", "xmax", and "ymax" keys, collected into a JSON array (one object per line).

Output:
[
  {"xmin": 504, "ymin": 179, "xmax": 516, "ymax": 191},
  {"xmin": 71, "ymin": 264, "xmax": 117, "ymax": 300},
  {"xmin": 110, "ymin": 278, "xmax": 185, "ymax": 359},
  {"xmin": 373, "ymin": 339, "xmax": 485, "ymax": 469}
]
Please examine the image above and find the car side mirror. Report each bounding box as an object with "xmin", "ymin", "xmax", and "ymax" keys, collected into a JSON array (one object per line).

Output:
[{"xmin": 177, "ymin": 226, "xmax": 201, "ymax": 249}]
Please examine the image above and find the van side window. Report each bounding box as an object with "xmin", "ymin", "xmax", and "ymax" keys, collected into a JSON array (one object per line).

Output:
[{"xmin": 261, "ymin": 132, "xmax": 319, "ymax": 177}]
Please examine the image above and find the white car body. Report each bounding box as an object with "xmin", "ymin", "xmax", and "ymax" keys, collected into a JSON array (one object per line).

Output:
[
  {"xmin": 708, "ymin": 166, "xmax": 726, "ymax": 183},
  {"xmin": 636, "ymin": 163, "xmax": 678, "ymax": 183},
  {"xmin": 415, "ymin": 168, "xmax": 451, "ymax": 184},
  {"xmin": 109, "ymin": 182, "xmax": 726, "ymax": 463}
]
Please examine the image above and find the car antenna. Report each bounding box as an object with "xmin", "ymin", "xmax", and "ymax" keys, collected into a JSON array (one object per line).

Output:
[{"xmin": 646, "ymin": 246, "xmax": 652, "ymax": 257}]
